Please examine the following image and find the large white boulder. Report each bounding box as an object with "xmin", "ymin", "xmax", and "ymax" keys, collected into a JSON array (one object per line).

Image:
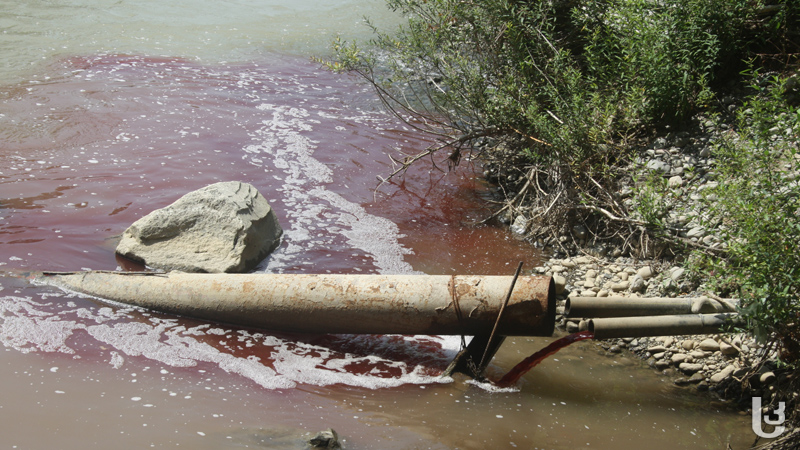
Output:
[{"xmin": 116, "ymin": 181, "xmax": 282, "ymax": 273}]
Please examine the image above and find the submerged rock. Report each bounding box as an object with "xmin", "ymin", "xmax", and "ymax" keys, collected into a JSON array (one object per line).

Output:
[
  {"xmin": 116, "ymin": 181, "xmax": 283, "ymax": 273},
  {"xmin": 309, "ymin": 429, "xmax": 342, "ymax": 449}
]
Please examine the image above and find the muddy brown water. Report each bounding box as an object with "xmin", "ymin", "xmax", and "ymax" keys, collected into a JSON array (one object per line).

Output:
[{"xmin": 1, "ymin": 1, "xmax": 754, "ymax": 448}]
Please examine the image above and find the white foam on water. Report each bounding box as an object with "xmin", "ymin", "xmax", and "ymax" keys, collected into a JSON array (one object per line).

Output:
[
  {"xmin": 0, "ymin": 296, "xmax": 79, "ymax": 354},
  {"xmin": 245, "ymin": 102, "xmax": 417, "ymax": 275},
  {"xmin": 1, "ymin": 293, "xmax": 456, "ymax": 390}
]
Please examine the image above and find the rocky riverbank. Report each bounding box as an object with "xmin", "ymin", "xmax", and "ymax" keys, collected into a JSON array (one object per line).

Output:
[
  {"xmin": 533, "ymin": 253, "xmax": 781, "ymax": 403},
  {"xmin": 513, "ymin": 109, "xmax": 798, "ymax": 425}
]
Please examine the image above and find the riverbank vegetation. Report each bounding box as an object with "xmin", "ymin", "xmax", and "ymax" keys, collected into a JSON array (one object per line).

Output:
[{"xmin": 328, "ymin": 0, "xmax": 799, "ymax": 442}]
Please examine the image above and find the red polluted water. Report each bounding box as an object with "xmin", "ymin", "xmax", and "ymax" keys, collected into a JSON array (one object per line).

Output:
[
  {"xmin": 0, "ymin": 53, "xmax": 754, "ymax": 450},
  {"xmin": 0, "ymin": 52, "xmax": 539, "ymax": 391},
  {"xmin": 496, "ymin": 331, "xmax": 595, "ymax": 387}
]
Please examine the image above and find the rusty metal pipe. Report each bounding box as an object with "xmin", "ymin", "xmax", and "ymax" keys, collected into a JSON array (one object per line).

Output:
[
  {"xmin": 588, "ymin": 313, "xmax": 739, "ymax": 339},
  {"xmin": 33, "ymin": 272, "xmax": 556, "ymax": 336},
  {"xmin": 566, "ymin": 296, "xmax": 736, "ymax": 318}
]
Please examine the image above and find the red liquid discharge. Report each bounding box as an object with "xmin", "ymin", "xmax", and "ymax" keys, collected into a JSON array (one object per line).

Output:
[{"xmin": 497, "ymin": 331, "xmax": 595, "ymax": 387}]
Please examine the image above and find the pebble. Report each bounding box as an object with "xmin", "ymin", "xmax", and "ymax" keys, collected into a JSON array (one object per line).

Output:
[
  {"xmin": 686, "ymin": 227, "xmax": 706, "ymax": 238},
  {"xmin": 629, "ymin": 275, "xmax": 646, "ymax": 293},
  {"xmin": 654, "ymin": 360, "xmax": 670, "ymax": 370},
  {"xmin": 698, "ymin": 338, "xmax": 720, "ymax": 352},
  {"xmin": 637, "ymin": 266, "xmax": 654, "ymax": 279},
  {"xmin": 646, "ymin": 345, "xmax": 667, "ymax": 353},
  {"xmin": 760, "ymin": 371, "xmax": 776, "ymax": 385},
  {"xmin": 669, "ymin": 267, "xmax": 685, "ymax": 281},
  {"xmin": 679, "ymin": 363, "xmax": 704, "ymax": 374},
  {"xmin": 710, "ymin": 365, "xmax": 736, "ymax": 384},
  {"xmin": 610, "ymin": 281, "xmax": 630, "ymax": 292},
  {"xmin": 671, "ymin": 353, "xmax": 689, "ymax": 364},
  {"xmin": 646, "ymin": 160, "xmax": 671, "ymax": 174},
  {"xmin": 719, "ymin": 341, "xmax": 739, "ymax": 356}
]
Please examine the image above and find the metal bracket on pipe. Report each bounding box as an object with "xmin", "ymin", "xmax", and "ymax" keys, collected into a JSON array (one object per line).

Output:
[
  {"xmin": 442, "ymin": 333, "xmax": 506, "ymax": 379},
  {"xmin": 442, "ymin": 262, "xmax": 524, "ymax": 380}
]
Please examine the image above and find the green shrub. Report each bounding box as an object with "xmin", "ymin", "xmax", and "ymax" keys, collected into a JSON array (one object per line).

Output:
[
  {"xmin": 693, "ymin": 73, "xmax": 800, "ymax": 365},
  {"xmin": 328, "ymin": 0, "xmax": 791, "ymax": 250}
]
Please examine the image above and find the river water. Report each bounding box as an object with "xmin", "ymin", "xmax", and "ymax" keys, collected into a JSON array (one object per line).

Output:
[{"xmin": 0, "ymin": 1, "xmax": 754, "ymax": 449}]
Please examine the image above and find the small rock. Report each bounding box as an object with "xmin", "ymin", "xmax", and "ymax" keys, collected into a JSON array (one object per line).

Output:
[
  {"xmin": 719, "ymin": 341, "xmax": 739, "ymax": 356},
  {"xmin": 572, "ymin": 224, "xmax": 588, "ymax": 240},
  {"xmin": 686, "ymin": 227, "xmax": 706, "ymax": 239},
  {"xmin": 710, "ymin": 365, "xmax": 736, "ymax": 384},
  {"xmin": 654, "ymin": 360, "xmax": 670, "ymax": 370},
  {"xmin": 669, "ymin": 267, "xmax": 686, "ymax": 281},
  {"xmin": 646, "ymin": 345, "xmax": 667, "ymax": 353},
  {"xmin": 682, "ymin": 340, "xmax": 696, "ymax": 351},
  {"xmin": 679, "ymin": 363, "xmax": 704, "ymax": 374},
  {"xmin": 566, "ymin": 321, "xmax": 580, "ymax": 333},
  {"xmin": 671, "ymin": 353, "xmax": 689, "ymax": 365},
  {"xmin": 668, "ymin": 175, "xmax": 683, "ymax": 188},
  {"xmin": 689, "ymin": 372, "xmax": 705, "ymax": 383},
  {"xmin": 610, "ymin": 281, "xmax": 630, "ymax": 292},
  {"xmin": 637, "ymin": 266, "xmax": 654, "ymax": 279},
  {"xmin": 510, "ymin": 216, "xmax": 530, "ymax": 235},
  {"xmin": 661, "ymin": 278, "xmax": 678, "ymax": 293},
  {"xmin": 698, "ymin": 338, "xmax": 720, "ymax": 352},
  {"xmin": 608, "ymin": 345, "xmax": 622, "ymax": 354},
  {"xmin": 629, "ymin": 275, "xmax": 646, "ymax": 293},
  {"xmin": 674, "ymin": 374, "xmax": 703, "ymax": 386},
  {"xmin": 760, "ymin": 371, "xmax": 776, "ymax": 385},
  {"xmin": 309, "ymin": 429, "xmax": 342, "ymax": 449}
]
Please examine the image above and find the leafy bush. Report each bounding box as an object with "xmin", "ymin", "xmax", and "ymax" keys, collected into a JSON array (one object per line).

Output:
[
  {"xmin": 693, "ymin": 73, "xmax": 800, "ymax": 365},
  {"xmin": 329, "ymin": 0, "xmax": 793, "ymax": 253}
]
